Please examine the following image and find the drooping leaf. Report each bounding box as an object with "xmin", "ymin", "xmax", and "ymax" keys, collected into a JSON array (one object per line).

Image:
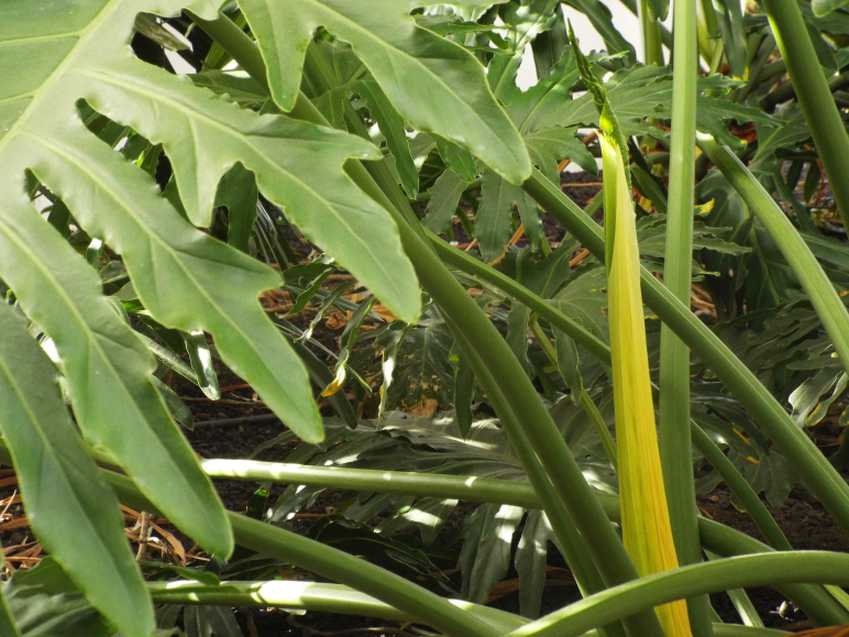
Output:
[
  {"xmin": 81, "ymin": 57, "xmax": 420, "ymax": 322},
  {"xmin": 571, "ymin": 30, "xmax": 692, "ymax": 635},
  {"xmin": 0, "ymin": 304, "xmax": 149, "ymax": 637},
  {"xmin": 601, "ymin": 132, "xmax": 693, "ymax": 637},
  {"xmin": 238, "ymin": 0, "xmax": 532, "ymax": 184},
  {"xmin": 0, "ymin": 175, "xmax": 233, "ymax": 561}
]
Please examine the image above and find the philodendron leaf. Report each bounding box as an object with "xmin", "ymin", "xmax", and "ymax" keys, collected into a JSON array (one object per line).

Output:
[
  {"xmin": 0, "ymin": 0, "xmax": 309, "ymax": 559},
  {"xmin": 0, "ymin": 0, "xmax": 423, "ymax": 485},
  {"xmin": 79, "ymin": 57, "xmax": 419, "ymax": 322},
  {"xmin": 0, "ymin": 180, "xmax": 232, "ymax": 559},
  {"xmin": 0, "ymin": 304, "xmax": 150, "ymax": 637},
  {"xmin": 238, "ymin": 0, "xmax": 532, "ymax": 184}
]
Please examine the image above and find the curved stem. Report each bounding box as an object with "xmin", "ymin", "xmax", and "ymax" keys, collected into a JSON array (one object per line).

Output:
[
  {"xmin": 762, "ymin": 0, "xmax": 849, "ymax": 229},
  {"xmin": 149, "ymin": 580, "xmax": 790, "ymax": 636},
  {"xmin": 698, "ymin": 133, "xmax": 849, "ymax": 377},
  {"xmin": 150, "ymin": 580, "xmax": 526, "ymax": 631},
  {"xmin": 507, "ymin": 551, "xmax": 849, "ymax": 637},
  {"xmin": 522, "ymin": 169, "xmax": 849, "ymax": 535},
  {"xmin": 98, "ymin": 465, "xmax": 499, "ymax": 637}
]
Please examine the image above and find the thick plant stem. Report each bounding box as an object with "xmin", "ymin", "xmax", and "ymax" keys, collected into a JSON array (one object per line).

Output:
[
  {"xmin": 506, "ymin": 551, "xmax": 849, "ymax": 637},
  {"xmin": 522, "ymin": 169, "xmax": 849, "ymax": 535},
  {"xmin": 99, "ymin": 465, "xmax": 499, "ymax": 637},
  {"xmin": 447, "ymin": 324, "xmax": 631, "ymax": 637},
  {"xmin": 762, "ymin": 0, "xmax": 849, "ymax": 229},
  {"xmin": 150, "ymin": 580, "xmax": 527, "ymax": 631},
  {"xmin": 699, "ymin": 133, "xmax": 849, "ymax": 378},
  {"xmin": 660, "ymin": 0, "xmax": 712, "ymax": 634},
  {"xmin": 201, "ymin": 458, "xmax": 541, "ymax": 508}
]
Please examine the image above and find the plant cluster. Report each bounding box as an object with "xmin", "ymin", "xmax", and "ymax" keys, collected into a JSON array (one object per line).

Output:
[{"xmin": 1, "ymin": 0, "xmax": 849, "ymax": 636}]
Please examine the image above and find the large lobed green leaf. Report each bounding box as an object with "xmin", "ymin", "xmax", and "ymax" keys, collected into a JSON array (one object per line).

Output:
[
  {"xmin": 0, "ymin": 0, "xmax": 422, "ymax": 569},
  {"xmin": 238, "ymin": 0, "xmax": 532, "ymax": 184},
  {"xmin": 0, "ymin": 304, "xmax": 150, "ymax": 637},
  {"xmin": 0, "ymin": 176, "xmax": 232, "ymax": 555}
]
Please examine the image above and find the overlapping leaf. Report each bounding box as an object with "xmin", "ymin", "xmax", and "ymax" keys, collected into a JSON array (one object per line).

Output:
[
  {"xmin": 0, "ymin": 177, "xmax": 232, "ymax": 557},
  {"xmin": 80, "ymin": 57, "xmax": 420, "ymax": 322},
  {"xmin": 0, "ymin": 304, "xmax": 149, "ymax": 637},
  {"xmin": 0, "ymin": 0, "xmax": 425, "ymax": 567},
  {"xmin": 238, "ymin": 0, "xmax": 532, "ymax": 184}
]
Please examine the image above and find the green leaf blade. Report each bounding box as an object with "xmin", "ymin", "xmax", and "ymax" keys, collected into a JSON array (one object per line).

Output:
[
  {"xmin": 80, "ymin": 58, "xmax": 421, "ymax": 324},
  {"xmin": 239, "ymin": 0, "xmax": 532, "ymax": 184},
  {"xmin": 0, "ymin": 180, "xmax": 233, "ymax": 559},
  {"xmin": 0, "ymin": 304, "xmax": 151, "ymax": 637}
]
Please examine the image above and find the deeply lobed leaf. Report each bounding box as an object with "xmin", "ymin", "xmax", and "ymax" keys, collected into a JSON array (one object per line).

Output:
[{"xmin": 239, "ymin": 0, "xmax": 532, "ymax": 184}]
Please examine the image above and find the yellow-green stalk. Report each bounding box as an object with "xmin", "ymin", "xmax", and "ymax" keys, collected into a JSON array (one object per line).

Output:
[
  {"xmin": 569, "ymin": 23, "xmax": 693, "ymax": 635},
  {"xmin": 601, "ymin": 134, "xmax": 692, "ymax": 637}
]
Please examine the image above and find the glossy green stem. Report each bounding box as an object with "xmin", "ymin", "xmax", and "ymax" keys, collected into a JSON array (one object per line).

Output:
[
  {"xmin": 639, "ymin": 0, "xmax": 664, "ymax": 65},
  {"xmin": 149, "ymin": 581, "xmax": 789, "ymax": 637},
  {"xmin": 150, "ymin": 580, "xmax": 525, "ymax": 631},
  {"xmin": 201, "ymin": 458, "xmax": 540, "ymax": 508},
  {"xmin": 105, "ymin": 466, "xmax": 499, "ymax": 637},
  {"xmin": 762, "ymin": 0, "xmax": 849, "ymax": 229},
  {"xmin": 522, "ymin": 168, "xmax": 849, "ymax": 536},
  {"xmin": 661, "ymin": 0, "xmax": 711, "ymax": 633},
  {"xmin": 699, "ymin": 133, "xmax": 849, "ymax": 378},
  {"xmin": 195, "ymin": 455, "xmax": 846, "ymax": 625},
  {"xmin": 508, "ymin": 551, "xmax": 849, "ymax": 637}
]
